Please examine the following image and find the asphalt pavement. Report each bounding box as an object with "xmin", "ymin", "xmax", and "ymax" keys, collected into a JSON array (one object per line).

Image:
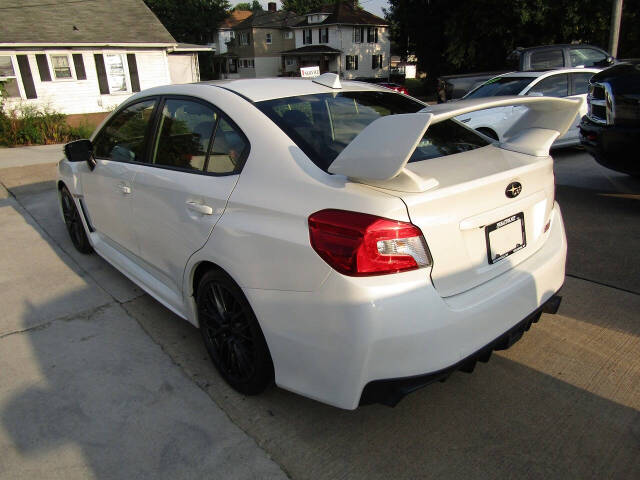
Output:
[{"xmin": 0, "ymin": 146, "xmax": 638, "ymax": 479}]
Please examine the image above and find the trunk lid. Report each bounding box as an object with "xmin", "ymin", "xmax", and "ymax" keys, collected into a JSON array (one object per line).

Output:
[{"xmin": 396, "ymin": 144, "xmax": 555, "ymax": 297}]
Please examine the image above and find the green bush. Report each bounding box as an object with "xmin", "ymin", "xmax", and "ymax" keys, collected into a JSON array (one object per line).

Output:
[{"xmin": 0, "ymin": 86, "xmax": 93, "ymax": 146}]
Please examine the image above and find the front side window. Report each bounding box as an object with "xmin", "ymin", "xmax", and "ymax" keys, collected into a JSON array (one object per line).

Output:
[
  {"xmin": 527, "ymin": 74, "xmax": 568, "ymax": 97},
  {"xmin": 104, "ymin": 53, "xmax": 128, "ymax": 93},
  {"xmin": 239, "ymin": 32, "xmax": 250, "ymax": 46},
  {"xmin": 465, "ymin": 76, "xmax": 532, "ymax": 99},
  {"xmin": 353, "ymin": 27, "xmax": 364, "ymax": 43},
  {"xmin": 283, "ymin": 31, "xmax": 293, "ymax": 40},
  {"xmin": 303, "ymin": 29, "xmax": 312, "ymax": 45},
  {"xmin": 93, "ymin": 99, "xmax": 156, "ymax": 162},
  {"xmin": 152, "ymin": 99, "xmax": 217, "ymax": 172},
  {"xmin": 319, "ymin": 28, "xmax": 328, "ymax": 43},
  {"xmin": 0, "ymin": 55, "xmax": 20, "ymax": 97},
  {"xmin": 529, "ymin": 49, "xmax": 564, "ymax": 70},
  {"xmin": 266, "ymin": 33, "xmax": 272, "ymax": 44},
  {"xmin": 256, "ymin": 92, "xmax": 488, "ymax": 172},
  {"xmin": 372, "ymin": 54, "xmax": 382, "ymax": 69},
  {"xmin": 570, "ymin": 48, "xmax": 607, "ymax": 68},
  {"xmin": 50, "ymin": 54, "xmax": 73, "ymax": 79},
  {"xmin": 346, "ymin": 55, "xmax": 358, "ymax": 70}
]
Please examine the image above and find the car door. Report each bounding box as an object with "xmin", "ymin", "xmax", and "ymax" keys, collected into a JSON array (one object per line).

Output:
[
  {"xmin": 82, "ymin": 98, "xmax": 157, "ymax": 254},
  {"xmin": 524, "ymin": 73, "xmax": 576, "ymax": 142},
  {"xmin": 130, "ymin": 96, "xmax": 249, "ymax": 297}
]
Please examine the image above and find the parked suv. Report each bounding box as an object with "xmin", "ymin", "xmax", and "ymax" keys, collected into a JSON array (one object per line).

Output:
[{"xmin": 580, "ymin": 61, "xmax": 640, "ymax": 176}]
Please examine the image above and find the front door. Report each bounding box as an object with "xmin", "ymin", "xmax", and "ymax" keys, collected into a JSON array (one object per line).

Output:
[
  {"xmin": 131, "ymin": 97, "xmax": 249, "ymax": 295},
  {"xmin": 82, "ymin": 98, "xmax": 157, "ymax": 254}
]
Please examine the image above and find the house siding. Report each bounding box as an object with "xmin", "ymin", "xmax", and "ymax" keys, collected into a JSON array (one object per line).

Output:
[{"xmin": 2, "ymin": 48, "xmax": 171, "ymax": 115}]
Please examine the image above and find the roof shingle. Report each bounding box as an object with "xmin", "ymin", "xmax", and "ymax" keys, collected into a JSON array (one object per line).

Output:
[
  {"xmin": 294, "ymin": 2, "xmax": 388, "ymax": 28},
  {"xmin": 0, "ymin": 0, "xmax": 176, "ymax": 45}
]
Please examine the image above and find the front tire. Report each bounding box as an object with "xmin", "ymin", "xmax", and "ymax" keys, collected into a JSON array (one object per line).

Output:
[
  {"xmin": 197, "ymin": 270, "xmax": 274, "ymax": 395},
  {"xmin": 60, "ymin": 185, "xmax": 93, "ymax": 254}
]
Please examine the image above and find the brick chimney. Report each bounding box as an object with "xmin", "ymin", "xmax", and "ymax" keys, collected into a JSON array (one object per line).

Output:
[{"xmin": 268, "ymin": 2, "xmax": 277, "ymax": 12}]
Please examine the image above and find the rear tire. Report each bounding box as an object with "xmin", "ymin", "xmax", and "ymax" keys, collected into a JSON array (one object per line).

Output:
[
  {"xmin": 197, "ymin": 269, "xmax": 274, "ymax": 395},
  {"xmin": 60, "ymin": 185, "xmax": 93, "ymax": 254}
]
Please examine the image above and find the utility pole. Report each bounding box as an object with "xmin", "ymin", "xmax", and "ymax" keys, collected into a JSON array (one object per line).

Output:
[{"xmin": 609, "ymin": 0, "xmax": 623, "ymax": 57}]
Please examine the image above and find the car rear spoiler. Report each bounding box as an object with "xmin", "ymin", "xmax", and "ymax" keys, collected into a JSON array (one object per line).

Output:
[{"xmin": 328, "ymin": 96, "xmax": 581, "ymax": 192}]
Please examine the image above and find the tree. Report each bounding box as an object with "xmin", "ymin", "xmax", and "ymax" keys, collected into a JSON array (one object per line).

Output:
[
  {"xmin": 234, "ymin": 0, "xmax": 263, "ymax": 11},
  {"xmin": 281, "ymin": 0, "xmax": 361, "ymax": 15},
  {"xmin": 385, "ymin": 0, "xmax": 640, "ymax": 87},
  {"xmin": 144, "ymin": 0, "xmax": 230, "ymax": 44}
]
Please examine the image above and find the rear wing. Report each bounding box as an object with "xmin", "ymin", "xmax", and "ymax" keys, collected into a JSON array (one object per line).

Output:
[{"xmin": 328, "ymin": 96, "xmax": 581, "ymax": 191}]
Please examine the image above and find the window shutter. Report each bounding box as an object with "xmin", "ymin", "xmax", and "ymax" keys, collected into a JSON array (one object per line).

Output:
[
  {"xmin": 35, "ymin": 54, "xmax": 51, "ymax": 81},
  {"xmin": 94, "ymin": 54, "xmax": 110, "ymax": 94},
  {"xmin": 72, "ymin": 54, "xmax": 86, "ymax": 80},
  {"xmin": 375, "ymin": 28, "xmax": 378, "ymax": 43},
  {"xmin": 16, "ymin": 55, "xmax": 37, "ymax": 99},
  {"xmin": 127, "ymin": 54, "xmax": 140, "ymax": 92},
  {"xmin": 355, "ymin": 55, "xmax": 358, "ymax": 70}
]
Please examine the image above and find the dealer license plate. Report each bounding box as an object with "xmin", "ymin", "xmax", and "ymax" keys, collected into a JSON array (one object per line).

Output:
[{"xmin": 486, "ymin": 213, "xmax": 526, "ymax": 264}]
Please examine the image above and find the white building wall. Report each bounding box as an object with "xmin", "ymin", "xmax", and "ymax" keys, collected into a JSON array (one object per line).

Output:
[
  {"xmin": 293, "ymin": 24, "xmax": 390, "ymax": 80},
  {"xmin": 3, "ymin": 48, "xmax": 171, "ymax": 115},
  {"xmin": 168, "ymin": 54, "xmax": 199, "ymax": 84}
]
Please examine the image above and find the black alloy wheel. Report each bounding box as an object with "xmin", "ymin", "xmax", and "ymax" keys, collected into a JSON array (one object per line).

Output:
[
  {"xmin": 60, "ymin": 186, "xmax": 93, "ymax": 254},
  {"xmin": 197, "ymin": 270, "xmax": 274, "ymax": 395}
]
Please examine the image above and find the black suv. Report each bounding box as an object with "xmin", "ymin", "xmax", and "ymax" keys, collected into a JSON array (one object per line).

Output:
[{"xmin": 579, "ymin": 61, "xmax": 640, "ymax": 176}]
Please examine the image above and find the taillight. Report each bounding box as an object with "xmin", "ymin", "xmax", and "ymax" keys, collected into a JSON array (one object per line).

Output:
[{"xmin": 308, "ymin": 209, "xmax": 431, "ymax": 276}]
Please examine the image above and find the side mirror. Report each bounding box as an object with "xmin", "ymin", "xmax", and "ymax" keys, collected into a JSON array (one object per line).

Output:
[{"xmin": 64, "ymin": 139, "xmax": 96, "ymax": 171}]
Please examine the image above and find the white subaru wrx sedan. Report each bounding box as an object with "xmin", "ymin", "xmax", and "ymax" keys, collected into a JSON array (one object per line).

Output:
[{"xmin": 58, "ymin": 74, "xmax": 577, "ymax": 409}]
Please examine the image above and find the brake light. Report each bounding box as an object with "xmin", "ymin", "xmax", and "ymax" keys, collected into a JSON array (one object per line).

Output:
[{"xmin": 308, "ymin": 209, "xmax": 431, "ymax": 276}]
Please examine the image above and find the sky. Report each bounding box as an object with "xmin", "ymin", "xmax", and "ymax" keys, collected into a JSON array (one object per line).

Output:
[{"xmin": 256, "ymin": 1, "xmax": 390, "ymax": 18}]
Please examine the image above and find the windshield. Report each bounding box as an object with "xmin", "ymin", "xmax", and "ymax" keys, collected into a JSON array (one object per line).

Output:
[
  {"xmin": 464, "ymin": 77, "xmax": 532, "ymax": 99},
  {"xmin": 256, "ymin": 91, "xmax": 489, "ymax": 172}
]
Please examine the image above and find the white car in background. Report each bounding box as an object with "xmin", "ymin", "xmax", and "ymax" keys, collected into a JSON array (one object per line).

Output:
[
  {"xmin": 457, "ymin": 68, "xmax": 600, "ymax": 147},
  {"xmin": 58, "ymin": 74, "xmax": 579, "ymax": 409}
]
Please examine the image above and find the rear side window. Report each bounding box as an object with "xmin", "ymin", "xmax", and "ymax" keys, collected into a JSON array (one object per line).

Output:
[
  {"xmin": 571, "ymin": 72, "xmax": 594, "ymax": 95},
  {"xmin": 527, "ymin": 74, "xmax": 568, "ymax": 97},
  {"xmin": 207, "ymin": 117, "xmax": 248, "ymax": 174},
  {"xmin": 152, "ymin": 99, "xmax": 216, "ymax": 172},
  {"xmin": 256, "ymin": 91, "xmax": 488, "ymax": 172},
  {"xmin": 93, "ymin": 99, "xmax": 156, "ymax": 162},
  {"xmin": 529, "ymin": 49, "xmax": 564, "ymax": 70}
]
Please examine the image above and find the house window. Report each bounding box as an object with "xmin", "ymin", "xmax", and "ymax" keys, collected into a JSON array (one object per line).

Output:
[
  {"xmin": 303, "ymin": 29, "xmax": 312, "ymax": 45},
  {"xmin": 50, "ymin": 54, "xmax": 73, "ymax": 79},
  {"xmin": 286, "ymin": 58, "xmax": 297, "ymax": 66},
  {"xmin": 346, "ymin": 55, "xmax": 358, "ymax": 70},
  {"xmin": 367, "ymin": 27, "xmax": 379, "ymax": 43},
  {"xmin": 241, "ymin": 59, "xmax": 255, "ymax": 68},
  {"xmin": 266, "ymin": 33, "xmax": 272, "ymax": 44},
  {"xmin": 229, "ymin": 58, "xmax": 238, "ymax": 73},
  {"xmin": 283, "ymin": 31, "xmax": 293, "ymax": 40},
  {"xmin": 319, "ymin": 28, "xmax": 328, "ymax": 43},
  {"xmin": 104, "ymin": 53, "xmax": 128, "ymax": 93},
  {"xmin": 353, "ymin": 27, "xmax": 364, "ymax": 43},
  {"xmin": 0, "ymin": 55, "xmax": 20, "ymax": 97},
  {"xmin": 239, "ymin": 32, "xmax": 250, "ymax": 46},
  {"xmin": 372, "ymin": 54, "xmax": 383, "ymax": 69}
]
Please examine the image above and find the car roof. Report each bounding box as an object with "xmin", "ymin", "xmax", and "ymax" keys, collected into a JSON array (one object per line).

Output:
[
  {"xmin": 496, "ymin": 68, "xmax": 601, "ymax": 79},
  {"xmin": 200, "ymin": 78, "xmax": 388, "ymax": 102}
]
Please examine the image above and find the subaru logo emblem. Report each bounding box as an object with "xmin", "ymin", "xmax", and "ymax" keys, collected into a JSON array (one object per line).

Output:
[{"xmin": 505, "ymin": 182, "xmax": 522, "ymax": 198}]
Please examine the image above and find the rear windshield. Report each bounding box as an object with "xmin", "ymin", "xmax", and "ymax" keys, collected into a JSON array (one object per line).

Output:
[
  {"xmin": 464, "ymin": 77, "xmax": 532, "ymax": 99},
  {"xmin": 256, "ymin": 91, "xmax": 489, "ymax": 172}
]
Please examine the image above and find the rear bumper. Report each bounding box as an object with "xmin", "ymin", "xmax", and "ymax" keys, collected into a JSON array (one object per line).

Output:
[
  {"xmin": 579, "ymin": 116, "xmax": 640, "ymax": 175},
  {"xmin": 360, "ymin": 292, "xmax": 561, "ymax": 406},
  {"xmin": 245, "ymin": 203, "xmax": 567, "ymax": 410}
]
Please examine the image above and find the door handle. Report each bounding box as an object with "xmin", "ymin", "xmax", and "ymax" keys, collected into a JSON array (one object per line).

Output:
[
  {"xmin": 186, "ymin": 201, "xmax": 213, "ymax": 215},
  {"xmin": 117, "ymin": 183, "xmax": 131, "ymax": 194}
]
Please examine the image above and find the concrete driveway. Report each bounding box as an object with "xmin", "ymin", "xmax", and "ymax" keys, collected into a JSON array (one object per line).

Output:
[{"xmin": 0, "ymin": 146, "xmax": 638, "ymax": 479}]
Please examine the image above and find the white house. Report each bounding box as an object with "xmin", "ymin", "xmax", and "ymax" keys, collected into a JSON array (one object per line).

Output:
[
  {"xmin": 284, "ymin": 2, "xmax": 390, "ymax": 80},
  {"xmin": 0, "ymin": 0, "xmax": 210, "ymax": 123}
]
